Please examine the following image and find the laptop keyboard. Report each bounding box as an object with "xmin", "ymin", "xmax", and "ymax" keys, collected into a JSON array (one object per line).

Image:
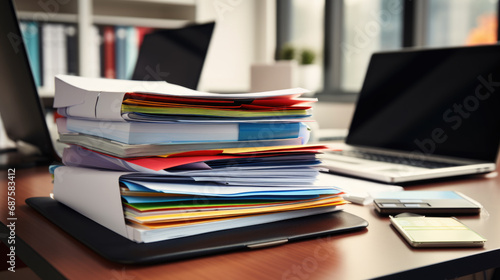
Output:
[{"xmin": 329, "ymin": 150, "xmax": 459, "ymax": 169}]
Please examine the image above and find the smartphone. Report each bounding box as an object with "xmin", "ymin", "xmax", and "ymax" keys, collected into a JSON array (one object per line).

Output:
[
  {"xmin": 373, "ymin": 191, "xmax": 482, "ymax": 215},
  {"xmin": 390, "ymin": 215, "xmax": 486, "ymax": 248}
]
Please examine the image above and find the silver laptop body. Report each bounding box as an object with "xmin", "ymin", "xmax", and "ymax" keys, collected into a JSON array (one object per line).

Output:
[{"xmin": 322, "ymin": 45, "xmax": 500, "ymax": 183}]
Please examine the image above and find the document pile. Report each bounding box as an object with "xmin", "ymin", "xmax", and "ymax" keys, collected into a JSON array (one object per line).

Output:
[{"xmin": 52, "ymin": 75, "xmax": 347, "ymax": 243}]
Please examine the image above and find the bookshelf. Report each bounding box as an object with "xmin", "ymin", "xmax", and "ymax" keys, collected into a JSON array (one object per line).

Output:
[
  {"xmin": 13, "ymin": 0, "xmax": 277, "ymax": 98},
  {"xmin": 1, "ymin": 0, "xmax": 276, "ymax": 151},
  {"xmin": 14, "ymin": 0, "xmax": 195, "ymax": 27},
  {"xmin": 13, "ymin": 0, "xmax": 197, "ymax": 98}
]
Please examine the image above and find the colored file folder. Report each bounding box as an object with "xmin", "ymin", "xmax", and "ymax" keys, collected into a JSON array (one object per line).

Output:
[
  {"xmin": 61, "ymin": 144, "xmax": 328, "ymax": 172},
  {"xmin": 53, "ymin": 75, "xmax": 314, "ymax": 121},
  {"xmin": 63, "ymin": 118, "xmax": 310, "ymax": 144},
  {"xmin": 57, "ymin": 132, "xmax": 303, "ymax": 158},
  {"xmin": 52, "ymin": 166, "xmax": 347, "ymax": 243}
]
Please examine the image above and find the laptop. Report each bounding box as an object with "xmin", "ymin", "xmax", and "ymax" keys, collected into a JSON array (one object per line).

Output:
[
  {"xmin": 321, "ymin": 44, "xmax": 500, "ymax": 183},
  {"xmin": 131, "ymin": 22, "xmax": 215, "ymax": 90},
  {"xmin": 0, "ymin": 0, "xmax": 61, "ymax": 168},
  {"xmin": 0, "ymin": 1, "xmax": 214, "ymax": 167}
]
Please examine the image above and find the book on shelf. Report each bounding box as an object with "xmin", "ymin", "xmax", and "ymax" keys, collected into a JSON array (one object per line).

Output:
[
  {"xmin": 88, "ymin": 25, "xmax": 101, "ymax": 78},
  {"xmin": 20, "ymin": 21, "xmax": 78, "ymax": 90},
  {"xmin": 20, "ymin": 21, "xmax": 209, "ymax": 95},
  {"xmin": 19, "ymin": 21, "xmax": 42, "ymax": 87},
  {"xmin": 103, "ymin": 25, "xmax": 116, "ymax": 79},
  {"xmin": 18, "ymin": 20, "xmax": 156, "ymax": 94},
  {"xmin": 115, "ymin": 26, "xmax": 126, "ymax": 79},
  {"xmin": 42, "ymin": 23, "xmax": 67, "ymax": 90},
  {"xmin": 101, "ymin": 24, "xmax": 153, "ymax": 80},
  {"xmin": 125, "ymin": 26, "xmax": 139, "ymax": 79},
  {"xmin": 65, "ymin": 24, "xmax": 78, "ymax": 76}
]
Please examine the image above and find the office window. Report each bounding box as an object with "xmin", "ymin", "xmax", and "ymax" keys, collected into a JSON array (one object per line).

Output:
[
  {"xmin": 426, "ymin": 0, "xmax": 498, "ymax": 47},
  {"xmin": 341, "ymin": 0, "xmax": 403, "ymax": 92},
  {"xmin": 290, "ymin": 0, "xmax": 324, "ymax": 54},
  {"xmin": 284, "ymin": 0, "xmax": 324, "ymax": 93},
  {"xmin": 277, "ymin": 0, "xmax": 500, "ymax": 100}
]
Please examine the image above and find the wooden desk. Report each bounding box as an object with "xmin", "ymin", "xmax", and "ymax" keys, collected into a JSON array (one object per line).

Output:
[{"xmin": 1, "ymin": 166, "xmax": 500, "ymax": 280}]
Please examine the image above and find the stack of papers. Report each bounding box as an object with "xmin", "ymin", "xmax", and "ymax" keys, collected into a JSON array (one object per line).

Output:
[
  {"xmin": 51, "ymin": 75, "xmax": 348, "ymax": 243},
  {"xmin": 54, "ymin": 74, "xmax": 315, "ymax": 148},
  {"xmin": 120, "ymin": 174, "xmax": 345, "ymax": 228}
]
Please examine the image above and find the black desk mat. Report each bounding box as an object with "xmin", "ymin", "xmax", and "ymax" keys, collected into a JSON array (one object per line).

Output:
[{"xmin": 26, "ymin": 197, "xmax": 368, "ymax": 264}]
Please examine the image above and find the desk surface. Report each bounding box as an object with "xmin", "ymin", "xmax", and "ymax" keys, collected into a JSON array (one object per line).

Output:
[{"xmin": 1, "ymin": 166, "xmax": 500, "ymax": 280}]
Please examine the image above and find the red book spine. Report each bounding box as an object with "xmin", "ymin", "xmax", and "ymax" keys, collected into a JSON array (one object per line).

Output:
[
  {"xmin": 103, "ymin": 26, "xmax": 116, "ymax": 79},
  {"xmin": 136, "ymin": 26, "xmax": 154, "ymax": 48}
]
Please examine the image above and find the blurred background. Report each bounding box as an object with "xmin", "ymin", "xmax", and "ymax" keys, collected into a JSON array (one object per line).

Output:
[{"xmin": 1, "ymin": 0, "xmax": 498, "ymax": 147}]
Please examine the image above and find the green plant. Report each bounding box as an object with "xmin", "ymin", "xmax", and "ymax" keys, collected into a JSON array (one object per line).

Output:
[
  {"xmin": 300, "ymin": 49, "xmax": 315, "ymax": 65},
  {"xmin": 279, "ymin": 44, "xmax": 296, "ymax": 60}
]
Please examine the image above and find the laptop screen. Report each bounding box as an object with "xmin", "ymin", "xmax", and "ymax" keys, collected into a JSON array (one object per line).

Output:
[
  {"xmin": 0, "ymin": 0, "xmax": 57, "ymax": 162},
  {"xmin": 346, "ymin": 45, "xmax": 500, "ymax": 163},
  {"xmin": 132, "ymin": 22, "xmax": 215, "ymax": 90}
]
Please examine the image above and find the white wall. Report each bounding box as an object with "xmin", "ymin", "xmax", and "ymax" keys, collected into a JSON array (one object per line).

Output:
[
  {"xmin": 196, "ymin": 0, "xmax": 275, "ymax": 92},
  {"xmin": 314, "ymin": 102, "xmax": 355, "ymax": 129},
  {"xmin": 195, "ymin": 1, "xmax": 354, "ymax": 129}
]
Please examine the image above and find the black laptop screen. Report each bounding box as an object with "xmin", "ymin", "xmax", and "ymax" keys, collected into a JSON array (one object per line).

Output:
[
  {"xmin": 132, "ymin": 22, "xmax": 214, "ymax": 90},
  {"xmin": 346, "ymin": 45, "xmax": 500, "ymax": 162},
  {"xmin": 0, "ymin": 0, "xmax": 55, "ymax": 159}
]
